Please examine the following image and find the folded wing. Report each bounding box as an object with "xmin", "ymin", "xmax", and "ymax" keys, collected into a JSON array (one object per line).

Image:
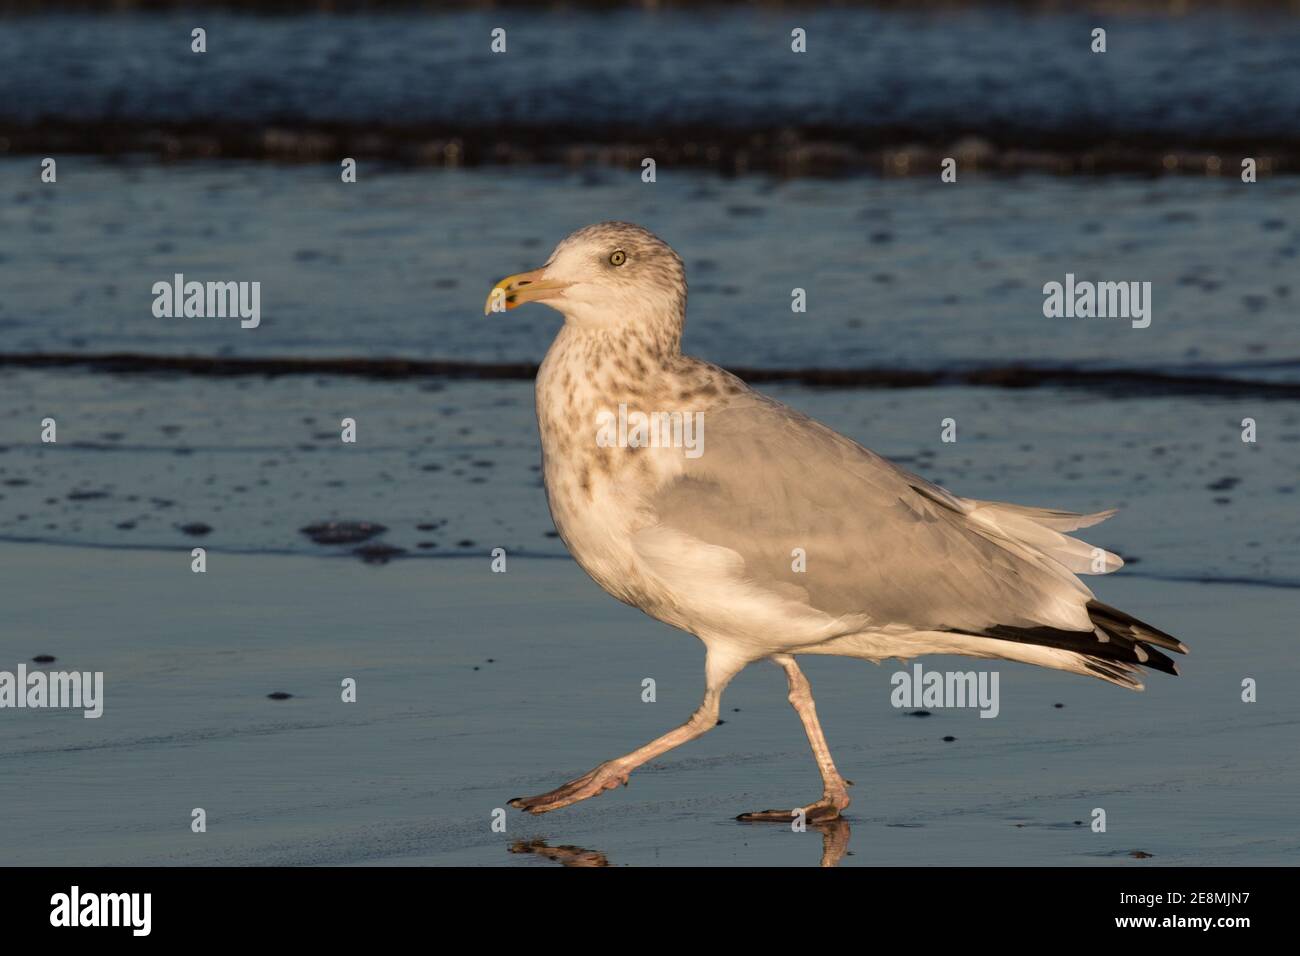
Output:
[{"xmin": 630, "ymin": 393, "xmax": 1183, "ymax": 686}]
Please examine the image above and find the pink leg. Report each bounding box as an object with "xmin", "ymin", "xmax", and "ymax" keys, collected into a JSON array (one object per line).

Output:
[
  {"xmin": 510, "ymin": 650, "xmax": 743, "ymax": 814},
  {"xmin": 739, "ymin": 654, "xmax": 852, "ymax": 824}
]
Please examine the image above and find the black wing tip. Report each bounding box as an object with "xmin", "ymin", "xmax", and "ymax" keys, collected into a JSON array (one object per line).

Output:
[
  {"xmin": 1087, "ymin": 600, "xmax": 1187, "ymax": 654},
  {"xmin": 966, "ymin": 605, "xmax": 1185, "ymax": 679}
]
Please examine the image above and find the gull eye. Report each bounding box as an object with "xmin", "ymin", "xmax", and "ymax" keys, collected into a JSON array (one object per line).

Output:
[{"xmin": 609, "ymin": 250, "xmax": 627, "ymax": 266}]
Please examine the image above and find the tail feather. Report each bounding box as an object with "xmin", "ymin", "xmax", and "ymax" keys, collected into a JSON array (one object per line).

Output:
[
  {"xmin": 957, "ymin": 503, "xmax": 1187, "ymax": 685},
  {"xmin": 967, "ymin": 500, "xmax": 1118, "ymax": 532},
  {"xmin": 966, "ymin": 502, "xmax": 1123, "ymax": 575}
]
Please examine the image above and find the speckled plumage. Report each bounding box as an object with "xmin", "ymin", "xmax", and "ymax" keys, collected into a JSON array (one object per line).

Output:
[{"xmin": 533, "ymin": 223, "xmax": 746, "ymax": 624}]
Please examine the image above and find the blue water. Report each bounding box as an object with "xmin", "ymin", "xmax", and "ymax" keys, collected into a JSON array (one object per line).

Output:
[
  {"xmin": 2, "ymin": 7, "xmax": 1298, "ymax": 145},
  {"xmin": 3, "ymin": 161, "xmax": 1299, "ymax": 378}
]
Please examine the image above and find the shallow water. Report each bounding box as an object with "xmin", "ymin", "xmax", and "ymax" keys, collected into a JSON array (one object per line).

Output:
[
  {"xmin": 3, "ymin": 160, "xmax": 1299, "ymax": 378},
  {"xmin": 1, "ymin": 368, "xmax": 1296, "ymax": 585}
]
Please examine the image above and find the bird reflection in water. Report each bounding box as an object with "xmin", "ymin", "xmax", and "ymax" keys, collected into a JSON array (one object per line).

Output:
[
  {"xmin": 509, "ymin": 839, "xmax": 610, "ymax": 867},
  {"xmin": 508, "ymin": 817, "xmax": 852, "ymax": 868}
]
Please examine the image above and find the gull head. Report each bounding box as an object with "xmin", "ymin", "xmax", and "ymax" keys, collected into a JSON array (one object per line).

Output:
[{"xmin": 485, "ymin": 221, "xmax": 687, "ymax": 333}]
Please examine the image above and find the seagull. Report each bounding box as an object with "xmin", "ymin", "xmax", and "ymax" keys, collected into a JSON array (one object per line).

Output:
[{"xmin": 485, "ymin": 221, "xmax": 1187, "ymax": 823}]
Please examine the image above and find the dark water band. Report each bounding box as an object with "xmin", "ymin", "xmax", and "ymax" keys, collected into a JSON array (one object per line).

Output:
[{"xmin": 5, "ymin": 351, "xmax": 1299, "ymax": 398}]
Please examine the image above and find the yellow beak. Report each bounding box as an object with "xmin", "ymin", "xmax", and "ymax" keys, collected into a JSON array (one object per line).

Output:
[{"xmin": 484, "ymin": 268, "xmax": 570, "ymax": 315}]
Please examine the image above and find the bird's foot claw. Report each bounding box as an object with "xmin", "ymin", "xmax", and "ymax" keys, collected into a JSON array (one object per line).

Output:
[
  {"xmin": 737, "ymin": 794, "xmax": 850, "ymax": 824},
  {"xmin": 509, "ymin": 762, "xmax": 629, "ymax": 814}
]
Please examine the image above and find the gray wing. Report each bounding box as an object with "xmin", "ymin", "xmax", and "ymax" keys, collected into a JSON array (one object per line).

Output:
[{"xmin": 636, "ymin": 394, "xmax": 1099, "ymax": 636}]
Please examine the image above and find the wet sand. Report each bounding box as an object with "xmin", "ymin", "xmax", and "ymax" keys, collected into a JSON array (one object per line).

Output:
[
  {"xmin": 1, "ymin": 338, "xmax": 1295, "ymax": 868},
  {"xmin": 1, "ymin": 369, "xmax": 1295, "ymax": 582},
  {"xmin": 2, "ymin": 541, "xmax": 1296, "ymax": 866},
  {"xmin": 2, "ymin": 365, "xmax": 1295, "ymax": 866}
]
